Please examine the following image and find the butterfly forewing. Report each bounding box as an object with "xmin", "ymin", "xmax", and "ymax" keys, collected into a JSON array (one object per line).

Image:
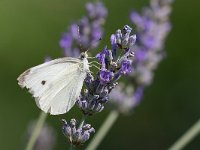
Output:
[{"xmin": 46, "ymin": 69, "xmax": 86, "ymax": 115}]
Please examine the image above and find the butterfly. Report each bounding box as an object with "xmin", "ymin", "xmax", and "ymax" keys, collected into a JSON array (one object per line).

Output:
[{"xmin": 17, "ymin": 52, "xmax": 90, "ymax": 115}]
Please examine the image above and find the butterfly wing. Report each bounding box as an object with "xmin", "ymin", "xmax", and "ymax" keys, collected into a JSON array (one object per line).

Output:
[
  {"xmin": 18, "ymin": 57, "xmax": 87, "ymax": 115},
  {"xmin": 39, "ymin": 67, "xmax": 86, "ymax": 115}
]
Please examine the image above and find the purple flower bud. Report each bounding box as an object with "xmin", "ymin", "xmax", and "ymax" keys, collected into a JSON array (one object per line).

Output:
[
  {"xmin": 141, "ymin": 35, "xmax": 155, "ymax": 49},
  {"xmin": 115, "ymin": 29, "xmax": 122, "ymax": 44},
  {"xmin": 82, "ymin": 100, "xmax": 88, "ymax": 109},
  {"xmin": 62, "ymin": 119, "xmax": 95, "ymax": 146},
  {"xmin": 101, "ymin": 96, "xmax": 109, "ymax": 103},
  {"xmin": 59, "ymin": 2, "xmax": 107, "ymax": 57},
  {"xmin": 100, "ymin": 69, "xmax": 112, "ymax": 83},
  {"xmin": 70, "ymin": 24, "xmax": 79, "ymax": 39},
  {"xmin": 76, "ymin": 99, "xmax": 82, "ymax": 108},
  {"xmin": 73, "ymin": 129, "xmax": 82, "ymax": 142},
  {"xmin": 70, "ymin": 119, "xmax": 77, "ymax": 127},
  {"xmin": 85, "ymin": 73, "xmax": 94, "ymax": 87},
  {"xmin": 122, "ymin": 25, "xmax": 132, "ymax": 35},
  {"xmin": 80, "ymin": 132, "xmax": 90, "ymax": 143},
  {"xmin": 128, "ymin": 34, "xmax": 137, "ymax": 48},
  {"xmin": 86, "ymin": 3, "xmax": 96, "ymax": 18},
  {"xmin": 110, "ymin": 34, "xmax": 116, "ymax": 46},
  {"xmin": 59, "ymin": 33, "xmax": 72, "ymax": 50},
  {"xmin": 135, "ymin": 49, "xmax": 146, "ymax": 62},
  {"xmin": 91, "ymin": 21, "xmax": 102, "ymax": 38},
  {"xmin": 130, "ymin": 12, "xmax": 143, "ymax": 29},
  {"xmin": 82, "ymin": 124, "xmax": 91, "ymax": 130},
  {"xmin": 89, "ymin": 100, "xmax": 96, "ymax": 110},
  {"xmin": 96, "ymin": 53, "xmax": 105, "ymax": 65},
  {"xmin": 133, "ymin": 86, "xmax": 144, "ymax": 105},
  {"xmin": 122, "ymin": 35, "xmax": 129, "ymax": 48},
  {"xmin": 110, "ymin": 34, "xmax": 117, "ymax": 58},
  {"xmin": 96, "ymin": 47, "xmax": 108, "ymax": 65},
  {"xmin": 62, "ymin": 120, "xmax": 72, "ymax": 137},
  {"xmin": 96, "ymin": 46, "xmax": 113, "ymax": 69},
  {"xmin": 88, "ymin": 127, "xmax": 95, "ymax": 133},
  {"xmin": 86, "ymin": 2, "xmax": 107, "ymax": 19},
  {"xmin": 93, "ymin": 95, "xmax": 99, "ymax": 99},
  {"xmin": 120, "ymin": 60, "xmax": 132, "ymax": 74},
  {"xmin": 94, "ymin": 103, "xmax": 103, "ymax": 112}
]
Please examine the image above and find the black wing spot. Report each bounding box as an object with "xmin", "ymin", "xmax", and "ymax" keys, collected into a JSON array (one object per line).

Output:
[{"xmin": 41, "ymin": 80, "xmax": 46, "ymax": 85}]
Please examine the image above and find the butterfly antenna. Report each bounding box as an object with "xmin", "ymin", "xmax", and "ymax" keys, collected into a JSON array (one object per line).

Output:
[{"xmin": 77, "ymin": 26, "xmax": 85, "ymax": 53}]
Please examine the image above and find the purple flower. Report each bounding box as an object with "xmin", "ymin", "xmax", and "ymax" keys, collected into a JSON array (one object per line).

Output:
[
  {"xmin": 133, "ymin": 86, "xmax": 144, "ymax": 105},
  {"xmin": 120, "ymin": 60, "xmax": 132, "ymax": 74},
  {"xmin": 129, "ymin": 0, "xmax": 172, "ymax": 86},
  {"xmin": 59, "ymin": 33, "xmax": 72, "ymax": 50},
  {"xmin": 91, "ymin": 22, "xmax": 102, "ymax": 40},
  {"xmin": 141, "ymin": 35, "xmax": 156, "ymax": 49},
  {"xmin": 100, "ymin": 69, "xmax": 112, "ymax": 84},
  {"xmin": 62, "ymin": 119, "xmax": 95, "ymax": 145},
  {"xmin": 128, "ymin": 35, "xmax": 137, "ymax": 48},
  {"xmin": 110, "ymin": 0, "xmax": 173, "ymax": 114},
  {"xmin": 109, "ymin": 84, "xmax": 135, "ymax": 114},
  {"xmin": 135, "ymin": 48, "xmax": 146, "ymax": 62},
  {"xmin": 70, "ymin": 24, "xmax": 79, "ymax": 39},
  {"xmin": 86, "ymin": 2, "xmax": 107, "ymax": 19},
  {"xmin": 110, "ymin": 34, "xmax": 117, "ymax": 48},
  {"xmin": 59, "ymin": 2, "xmax": 107, "ymax": 57},
  {"xmin": 130, "ymin": 12, "xmax": 144, "ymax": 29},
  {"xmin": 122, "ymin": 25, "xmax": 132, "ymax": 35},
  {"xmin": 76, "ymin": 98, "xmax": 105, "ymax": 115},
  {"xmin": 96, "ymin": 47, "xmax": 108, "ymax": 65}
]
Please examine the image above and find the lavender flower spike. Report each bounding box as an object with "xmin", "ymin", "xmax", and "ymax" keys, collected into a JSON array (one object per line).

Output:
[
  {"xmin": 61, "ymin": 25, "xmax": 136, "ymax": 148},
  {"xmin": 110, "ymin": 0, "xmax": 173, "ymax": 114},
  {"xmin": 59, "ymin": 2, "xmax": 107, "ymax": 57},
  {"xmin": 62, "ymin": 119, "xmax": 95, "ymax": 146},
  {"xmin": 76, "ymin": 25, "xmax": 136, "ymax": 116},
  {"xmin": 130, "ymin": 0, "xmax": 172, "ymax": 85}
]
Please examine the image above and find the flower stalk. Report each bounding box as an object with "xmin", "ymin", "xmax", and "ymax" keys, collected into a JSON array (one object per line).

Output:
[
  {"xmin": 86, "ymin": 110, "xmax": 119, "ymax": 150},
  {"xmin": 168, "ymin": 118, "xmax": 200, "ymax": 150},
  {"xmin": 70, "ymin": 144, "xmax": 76, "ymax": 150},
  {"xmin": 25, "ymin": 111, "xmax": 48, "ymax": 150}
]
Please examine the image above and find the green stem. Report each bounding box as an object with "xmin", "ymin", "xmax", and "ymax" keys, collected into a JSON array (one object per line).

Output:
[
  {"xmin": 70, "ymin": 143, "xmax": 75, "ymax": 150},
  {"xmin": 25, "ymin": 111, "xmax": 48, "ymax": 150},
  {"xmin": 168, "ymin": 118, "xmax": 200, "ymax": 150},
  {"xmin": 86, "ymin": 110, "xmax": 119, "ymax": 150},
  {"xmin": 79, "ymin": 115, "xmax": 87, "ymax": 128}
]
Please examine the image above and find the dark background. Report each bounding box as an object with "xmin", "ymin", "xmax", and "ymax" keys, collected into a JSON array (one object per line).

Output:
[{"xmin": 0, "ymin": 0, "xmax": 200, "ymax": 149}]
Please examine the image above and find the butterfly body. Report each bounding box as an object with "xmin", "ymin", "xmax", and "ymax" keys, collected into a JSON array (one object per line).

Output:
[{"xmin": 18, "ymin": 53, "xmax": 90, "ymax": 115}]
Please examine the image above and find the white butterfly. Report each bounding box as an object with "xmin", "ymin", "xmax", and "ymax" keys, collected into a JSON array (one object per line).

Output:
[{"xmin": 17, "ymin": 52, "xmax": 90, "ymax": 115}]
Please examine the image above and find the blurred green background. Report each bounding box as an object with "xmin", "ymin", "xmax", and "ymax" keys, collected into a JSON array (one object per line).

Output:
[{"xmin": 0, "ymin": 0, "xmax": 200, "ymax": 149}]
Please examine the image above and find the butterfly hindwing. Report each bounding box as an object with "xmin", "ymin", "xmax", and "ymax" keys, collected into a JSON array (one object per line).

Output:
[{"xmin": 40, "ymin": 68, "xmax": 86, "ymax": 115}]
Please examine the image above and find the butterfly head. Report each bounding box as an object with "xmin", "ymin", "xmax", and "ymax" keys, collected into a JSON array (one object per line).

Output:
[{"xmin": 80, "ymin": 51, "xmax": 88, "ymax": 60}]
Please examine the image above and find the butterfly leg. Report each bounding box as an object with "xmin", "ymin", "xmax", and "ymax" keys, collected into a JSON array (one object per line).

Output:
[
  {"xmin": 87, "ymin": 56, "xmax": 96, "ymax": 59},
  {"xmin": 88, "ymin": 61, "xmax": 101, "ymax": 65},
  {"xmin": 89, "ymin": 64, "xmax": 100, "ymax": 70}
]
